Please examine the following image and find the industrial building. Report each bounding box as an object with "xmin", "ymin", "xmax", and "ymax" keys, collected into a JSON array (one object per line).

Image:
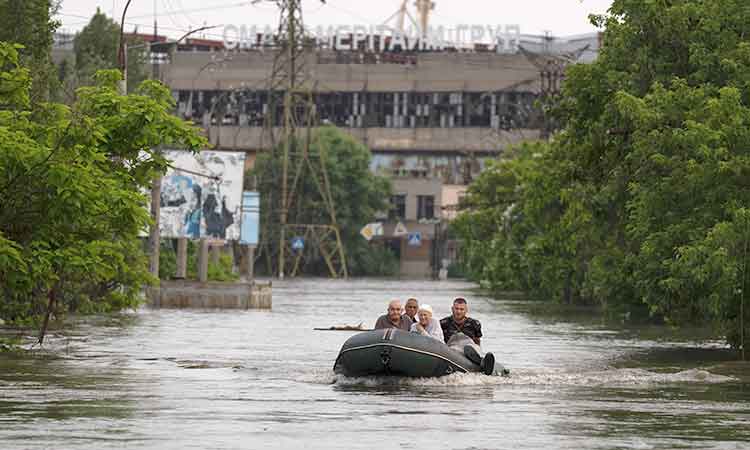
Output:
[{"xmin": 54, "ymin": 3, "xmax": 600, "ymax": 277}]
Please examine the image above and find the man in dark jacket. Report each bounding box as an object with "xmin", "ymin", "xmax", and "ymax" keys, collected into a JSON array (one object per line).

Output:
[{"xmin": 440, "ymin": 297, "xmax": 495, "ymax": 375}]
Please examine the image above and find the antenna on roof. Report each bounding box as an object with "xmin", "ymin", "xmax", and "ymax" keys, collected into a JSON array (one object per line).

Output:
[
  {"xmin": 383, "ymin": 0, "xmax": 418, "ymax": 34},
  {"xmin": 414, "ymin": 0, "xmax": 436, "ymax": 36}
]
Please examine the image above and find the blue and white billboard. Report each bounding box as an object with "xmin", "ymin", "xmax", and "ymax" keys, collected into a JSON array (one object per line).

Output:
[{"xmin": 159, "ymin": 150, "xmax": 246, "ymax": 241}]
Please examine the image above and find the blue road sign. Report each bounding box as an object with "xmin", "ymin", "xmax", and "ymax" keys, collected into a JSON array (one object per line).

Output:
[
  {"xmin": 291, "ymin": 236, "xmax": 305, "ymax": 251},
  {"xmin": 407, "ymin": 232, "xmax": 422, "ymax": 247}
]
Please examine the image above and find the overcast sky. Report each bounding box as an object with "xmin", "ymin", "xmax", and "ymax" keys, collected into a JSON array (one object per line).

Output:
[{"xmin": 56, "ymin": 0, "xmax": 615, "ymax": 40}]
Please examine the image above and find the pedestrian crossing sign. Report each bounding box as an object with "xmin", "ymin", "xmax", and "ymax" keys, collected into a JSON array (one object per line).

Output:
[
  {"xmin": 407, "ymin": 232, "xmax": 422, "ymax": 247},
  {"xmin": 291, "ymin": 236, "xmax": 305, "ymax": 251}
]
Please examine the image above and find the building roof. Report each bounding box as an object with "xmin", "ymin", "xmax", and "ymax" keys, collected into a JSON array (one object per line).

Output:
[{"xmin": 129, "ymin": 33, "xmax": 168, "ymax": 43}]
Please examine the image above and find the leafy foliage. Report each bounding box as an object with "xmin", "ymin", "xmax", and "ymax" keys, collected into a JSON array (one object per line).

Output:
[
  {"xmin": 252, "ymin": 126, "xmax": 393, "ymax": 276},
  {"xmin": 454, "ymin": 0, "xmax": 750, "ymax": 351},
  {"xmin": 70, "ymin": 8, "xmax": 148, "ymax": 96},
  {"xmin": 0, "ymin": 42, "xmax": 206, "ymax": 326},
  {"xmin": 0, "ymin": 0, "xmax": 59, "ymax": 104},
  {"xmin": 159, "ymin": 240, "xmax": 239, "ymax": 282}
]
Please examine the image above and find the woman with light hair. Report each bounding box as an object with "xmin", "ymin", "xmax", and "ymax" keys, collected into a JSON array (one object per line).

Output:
[{"xmin": 410, "ymin": 304, "xmax": 443, "ymax": 341}]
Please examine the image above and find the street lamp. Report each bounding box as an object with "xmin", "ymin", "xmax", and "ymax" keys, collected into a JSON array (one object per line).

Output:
[
  {"xmin": 149, "ymin": 25, "xmax": 220, "ymax": 80},
  {"xmin": 117, "ymin": 0, "xmax": 134, "ymax": 94},
  {"xmin": 120, "ymin": 24, "xmax": 220, "ymax": 92}
]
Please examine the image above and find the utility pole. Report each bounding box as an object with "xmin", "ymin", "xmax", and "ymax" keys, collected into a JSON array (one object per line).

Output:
[
  {"xmin": 117, "ymin": 1, "xmax": 163, "ymax": 278},
  {"xmin": 539, "ymin": 59, "xmax": 564, "ymax": 139},
  {"xmin": 519, "ymin": 38, "xmax": 589, "ymax": 139},
  {"xmin": 120, "ymin": 17, "xmax": 218, "ymax": 280},
  {"xmin": 117, "ymin": 0, "xmax": 134, "ymax": 94},
  {"xmin": 264, "ymin": 0, "xmax": 348, "ymax": 279},
  {"xmin": 149, "ymin": 0, "xmax": 161, "ymax": 279},
  {"xmin": 152, "ymin": 0, "xmax": 159, "ymax": 80}
]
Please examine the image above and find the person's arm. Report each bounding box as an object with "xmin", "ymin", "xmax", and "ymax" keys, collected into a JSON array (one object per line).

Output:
[
  {"xmin": 473, "ymin": 320, "xmax": 483, "ymax": 345},
  {"xmin": 439, "ymin": 319, "xmax": 450, "ymax": 343},
  {"xmin": 374, "ymin": 316, "xmax": 386, "ymax": 330},
  {"xmin": 429, "ymin": 321, "xmax": 443, "ymax": 341}
]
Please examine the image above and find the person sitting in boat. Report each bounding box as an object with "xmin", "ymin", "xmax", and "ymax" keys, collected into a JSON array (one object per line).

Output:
[
  {"xmin": 403, "ymin": 297, "xmax": 419, "ymax": 324},
  {"xmin": 440, "ymin": 297, "xmax": 495, "ymax": 375},
  {"xmin": 374, "ymin": 299, "xmax": 412, "ymax": 331},
  {"xmin": 410, "ymin": 304, "xmax": 443, "ymax": 341}
]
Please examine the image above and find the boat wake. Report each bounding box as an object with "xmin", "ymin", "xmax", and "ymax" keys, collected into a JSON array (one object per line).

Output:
[{"xmin": 298, "ymin": 367, "xmax": 735, "ymax": 387}]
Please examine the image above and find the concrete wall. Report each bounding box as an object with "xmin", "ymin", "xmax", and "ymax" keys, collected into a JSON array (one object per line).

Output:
[
  {"xmin": 164, "ymin": 51, "xmax": 540, "ymax": 93},
  {"xmin": 380, "ymin": 220, "xmax": 438, "ymax": 278},
  {"xmin": 441, "ymin": 185, "xmax": 469, "ymax": 221},
  {"xmin": 392, "ymin": 177, "xmax": 442, "ymax": 221},
  {"xmin": 398, "ymin": 230, "xmax": 433, "ymax": 278},
  {"xmin": 400, "ymin": 259, "xmax": 432, "ymax": 278},
  {"xmin": 151, "ymin": 281, "xmax": 272, "ymax": 309},
  {"xmin": 205, "ymin": 125, "xmax": 538, "ymax": 153}
]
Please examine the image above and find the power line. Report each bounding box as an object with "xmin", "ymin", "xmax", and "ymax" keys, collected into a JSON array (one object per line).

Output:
[
  {"xmin": 57, "ymin": 11, "xmax": 230, "ymax": 40},
  {"xmin": 174, "ymin": 0, "xmax": 198, "ymax": 25},
  {"xmin": 161, "ymin": 0, "xmax": 188, "ymax": 30},
  {"xmin": 127, "ymin": 1, "xmax": 257, "ymax": 20}
]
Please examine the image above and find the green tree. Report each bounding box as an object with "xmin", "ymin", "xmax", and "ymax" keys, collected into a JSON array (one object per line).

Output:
[
  {"xmin": 70, "ymin": 8, "xmax": 148, "ymax": 96},
  {"xmin": 252, "ymin": 126, "xmax": 393, "ymax": 276},
  {"xmin": 0, "ymin": 42, "xmax": 206, "ymax": 340},
  {"xmin": 455, "ymin": 0, "xmax": 750, "ymax": 353},
  {"xmin": 0, "ymin": 0, "xmax": 59, "ymax": 104}
]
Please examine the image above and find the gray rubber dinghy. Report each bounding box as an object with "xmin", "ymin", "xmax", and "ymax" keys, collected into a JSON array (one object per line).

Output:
[{"xmin": 333, "ymin": 329, "xmax": 508, "ymax": 377}]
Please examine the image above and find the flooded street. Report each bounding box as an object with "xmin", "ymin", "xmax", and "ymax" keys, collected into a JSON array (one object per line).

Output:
[{"xmin": 1, "ymin": 279, "xmax": 749, "ymax": 450}]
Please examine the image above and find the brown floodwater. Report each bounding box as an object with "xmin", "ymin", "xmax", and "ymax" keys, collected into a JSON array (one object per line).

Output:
[{"xmin": 1, "ymin": 279, "xmax": 748, "ymax": 449}]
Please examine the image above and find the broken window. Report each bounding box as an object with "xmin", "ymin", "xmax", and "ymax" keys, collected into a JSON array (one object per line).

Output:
[
  {"xmin": 389, "ymin": 195, "xmax": 407, "ymax": 221},
  {"xmin": 417, "ymin": 195, "xmax": 435, "ymax": 220},
  {"xmin": 173, "ymin": 89, "xmax": 540, "ymax": 130}
]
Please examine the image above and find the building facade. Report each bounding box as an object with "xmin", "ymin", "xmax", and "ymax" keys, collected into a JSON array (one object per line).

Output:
[
  {"xmin": 158, "ymin": 45, "xmax": 548, "ymax": 276},
  {"xmin": 51, "ymin": 28, "xmax": 599, "ymax": 277}
]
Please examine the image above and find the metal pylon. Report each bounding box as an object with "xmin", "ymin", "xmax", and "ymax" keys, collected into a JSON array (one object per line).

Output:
[{"xmin": 262, "ymin": 0, "xmax": 348, "ymax": 279}]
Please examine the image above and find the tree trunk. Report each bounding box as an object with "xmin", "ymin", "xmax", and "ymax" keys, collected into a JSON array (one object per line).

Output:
[
  {"xmin": 37, "ymin": 287, "xmax": 56, "ymax": 346},
  {"xmin": 563, "ymin": 270, "xmax": 573, "ymax": 305}
]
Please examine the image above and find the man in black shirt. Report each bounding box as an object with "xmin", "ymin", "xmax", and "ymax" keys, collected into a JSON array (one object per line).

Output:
[{"xmin": 440, "ymin": 297, "xmax": 495, "ymax": 375}]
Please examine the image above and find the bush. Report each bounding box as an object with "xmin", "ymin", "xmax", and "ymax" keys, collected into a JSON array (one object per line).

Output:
[
  {"xmin": 447, "ymin": 261, "xmax": 467, "ymax": 279},
  {"xmin": 159, "ymin": 239, "xmax": 239, "ymax": 282},
  {"xmin": 348, "ymin": 242, "xmax": 399, "ymax": 277}
]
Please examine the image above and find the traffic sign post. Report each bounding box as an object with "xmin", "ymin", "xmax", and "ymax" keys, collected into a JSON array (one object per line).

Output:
[
  {"xmin": 360, "ymin": 222, "xmax": 384, "ymax": 241},
  {"xmin": 407, "ymin": 232, "xmax": 422, "ymax": 247},
  {"xmin": 393, "ymin": 221, "xmax": 409, "ymax": 237}
]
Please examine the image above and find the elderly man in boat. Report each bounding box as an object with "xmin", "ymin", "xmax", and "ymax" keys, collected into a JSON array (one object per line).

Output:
[
  {"xmin": 374, "ymin": 299, "xmax": 413, "ymax": 331},
  {"xmin": 441, "ymin": 297, "xmax": 496, "ymax": 376},
  {"xmin": 403, "ymin": 297, "xmax": 419, "ymax": 324}
]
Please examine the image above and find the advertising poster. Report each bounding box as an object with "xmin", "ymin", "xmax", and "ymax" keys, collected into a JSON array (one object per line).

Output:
[{"xmin": 159, "ymin": 150, "xmax": 246, "ymax": 241}]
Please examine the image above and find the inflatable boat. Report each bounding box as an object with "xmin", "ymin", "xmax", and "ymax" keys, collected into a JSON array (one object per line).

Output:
[{"xmin": 333, "ymin": 329, "xmax": 509, "ymax": 377}]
